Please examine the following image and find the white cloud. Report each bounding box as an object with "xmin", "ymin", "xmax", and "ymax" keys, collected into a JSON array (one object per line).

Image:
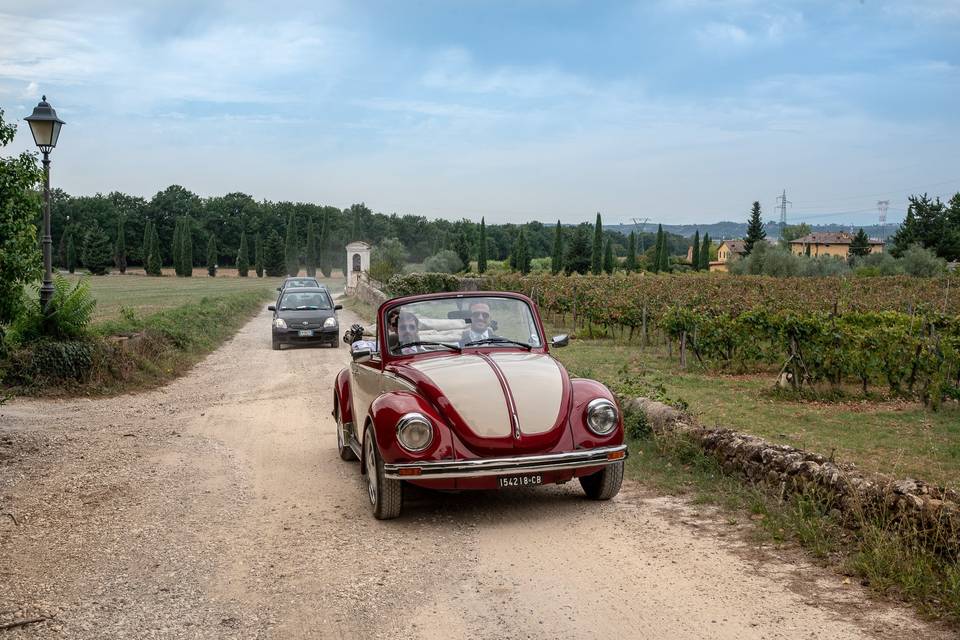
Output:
[{"xmin": 420, "ymin": 48, "xmax": 594, "ymax": 99}]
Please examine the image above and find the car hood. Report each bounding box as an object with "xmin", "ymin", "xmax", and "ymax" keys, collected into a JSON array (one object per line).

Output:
[
  {"xmin": 276, "ymin": 309, "xmax": 335, "ymax": 320},
  {"xmin": 395, "ymin": 352, "xmax": 569, "ymax": 454}
]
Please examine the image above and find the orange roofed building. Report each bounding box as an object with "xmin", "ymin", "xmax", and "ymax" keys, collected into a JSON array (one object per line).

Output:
[{"xmin": 788, "ymin": 232, "xmax": 884, "ymax": 258}]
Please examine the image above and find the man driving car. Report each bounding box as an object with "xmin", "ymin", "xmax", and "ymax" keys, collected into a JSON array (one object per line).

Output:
[{"xmin": 461, "ymin": 301, "xmax": 497, "ymax": 345}]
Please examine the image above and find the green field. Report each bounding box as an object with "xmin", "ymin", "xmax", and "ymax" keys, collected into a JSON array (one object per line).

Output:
[
  {"xmin": 549, "ymin": 331, "xmax": 960, "ymax": 490},
  {"xmin": 61, "ymin": 272, "xmax": 345, "ymax": 323}
]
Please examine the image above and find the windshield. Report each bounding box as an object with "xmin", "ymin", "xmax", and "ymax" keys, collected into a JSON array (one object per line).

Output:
[
  {"xmin": 284, "ymin": 278, "xmax": 320, "ymax": 289},
  {"xmin": 384, "ymin": 296, "xmax": 542, "ymax": 356},
  {"xmin": 279, "ymin": 292, "xmax": 331, "ymax": 310}
]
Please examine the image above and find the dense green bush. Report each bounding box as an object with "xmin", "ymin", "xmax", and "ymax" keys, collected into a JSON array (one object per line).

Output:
[
  {"xmin": 8, "ymin": 276, "xmax": 96, "ymax": 343},
  {"xmin": 902, "ymin": 245, "xmax": 947, "ymax": 277},
  {"xmin": 4, "ymin": 339, "xmax": 96, "ymax": 385},
  {"xmin": 387, "ymin": 272, "xmax": 464, "ymax": 296},
  {"xmin": 423, "ymin": 250, "xmax": 462, "ymax": 274}
]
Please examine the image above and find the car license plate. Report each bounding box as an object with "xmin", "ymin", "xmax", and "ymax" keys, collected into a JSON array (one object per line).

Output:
[
  {"xmin": 298, "ymin": 329, "xmax": 314, "ymax": 337},
  {"xmin": 498, "ymin": 475, "xmax": 543, "ymax": 488}
]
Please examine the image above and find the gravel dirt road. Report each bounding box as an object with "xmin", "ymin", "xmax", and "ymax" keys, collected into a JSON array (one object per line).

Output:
[{"xmin": 0, "ymin": 305, "xmax": 952, "ymax": 639}]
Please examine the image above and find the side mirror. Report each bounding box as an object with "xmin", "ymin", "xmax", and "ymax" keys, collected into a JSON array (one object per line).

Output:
[
  {"xmin": 351, "ymin": 348, "xmax": 371, "ymax": 363},
  {"xmin": 267, "ymin": 305, "xmax": 276, "ymax": 311},
  {"xmin": 551, "ymin": 334, "xmax": 569, "ymax": 348},
  {"xmin": 276, "ymin": 286, "xmax": 282, "ymax": 291},
  {"xmin": 334, "ymin": 304, "xmax": 343, "ymax": 311}
]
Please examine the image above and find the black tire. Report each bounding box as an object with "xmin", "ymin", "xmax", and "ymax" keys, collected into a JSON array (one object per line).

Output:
[
  {"xmin": 579, "ymin": 461, "xmax": 624, "ymax": 500},
  {"xmin": 335, "ymin": 401, "xmax": 358, "ymax": 461},
  {"xmin": 364, "ymin": 426, "xmax": 402, "ymax": 519},
  {"xmin": 272, "ymin": 337, "xmax": 281, "ymax": 351}
]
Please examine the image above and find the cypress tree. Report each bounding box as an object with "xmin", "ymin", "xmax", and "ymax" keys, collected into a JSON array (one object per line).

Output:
[
  {"xmin": 264, "ymin": 230, "xmax": 286, "ymax": 277},
  {"xmin": 455, "ymin": 231, "xmax": 470, "ymax": 272},
  {"xmin": 237, "ymin": 230, "xmax": 249, "ymax": 277},
  {"xmin": 255, "ymin": 233, "xmax": 264, "ymax": 277},
  {"xmin": 284, "ymin": 213, "xmax": 299, "ymax": 276},
  {"xmin": 66, "ymin": 231, "xmax": 76, "ymax": 274},
  {"xmin": 142, "ymin": 219, "xmax": 154, "ymax": 271},
  {"xmin": 624, "ymin": 231, "xmax": 637, "ymax": 272},
  {"xmin": 743, "ymin": 201, "xmax": 766, "ymax": 255},
  {"xmin": 651, "ymin": 225, "xmax": 664, "ymax": 273},
  {"xmin": 147, "ymin": 226, "xmax": 162, "ymax": 276},
  {"xmin": 477, "ymin": 217, "xmax": 488, "ymax": 274},
  {"xmin": 551, "ymin": 220, "xmax": 564, "ymax": 274},
  {"xmin": 659, "ymin": 231, "xmax": 670, "ymax": 272},
  {"xmin": 318, "ymin": 214, "xmax": 331, "ymax": 277},
  {"xmin": 591, "ymin": 212, "xmax": 603, "ymax": 275},
  {"xmin": 691, "ymin": 229, "xmax": 701, "ymax": 271},
  {"xmin": 82, "ymin": 224, "xmax": 112, "ymax": 275},
  {"xmin": 517, "ymin": 227, "xmax": 531, "ymax": 275},
  {"xmin": 849, "ymin": 228, "xmax": 871, "ymax": 258},
  {"xmin": 564, "ymin": 226, "xmax": 592, "ymax": 275},
  {"xmin": 700, "ymin": 233, "xmax": 711, "ymax": 270},
  {"xmin": 305, "ymin": 221, "xmax": 317, "ymax": 277},
  {"xmin": 207, "ymin": 234, "xmax": 218, "ymax": 276},
  {"xmin": 181, "ymin": 218, "xmax": 193, "ymax": 277},
  {"xmin": 602, "ymin": 239, "xmax": 615, "ymax": 274},
  {"xmin": 172, "ymin": 218, "xmax": 183, "ymax": 276},
  {"xmin": 114, "ymin": 216, "xmax": 127, "ymax": 274}
]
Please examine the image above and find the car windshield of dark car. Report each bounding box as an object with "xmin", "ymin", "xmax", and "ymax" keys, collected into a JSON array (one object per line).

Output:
[
  {"xmin": 385, "ymin": 296, "xmax": 542, "ymax": 355},
  {"xmin": 285, "ymin": 278, "xmax": 319, "ymax": 289},
  {"xmin": 279, "ymin": 292, "xmax": 331, "ymax": 311}
]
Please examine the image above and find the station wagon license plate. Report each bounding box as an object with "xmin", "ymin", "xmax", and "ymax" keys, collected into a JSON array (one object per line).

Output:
[
  {"xmin": 298, "ymin": 329, "xmax": 314, "ymax": 337},
  {"xmin": 498, "ymin": 474, "xmax": 543, "ymax": 489}
]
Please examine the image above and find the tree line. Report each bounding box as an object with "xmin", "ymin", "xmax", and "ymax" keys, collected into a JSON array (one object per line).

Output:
[{"xmin": 45, "ymin": 186, "xmax": 694, "ymax": 277}]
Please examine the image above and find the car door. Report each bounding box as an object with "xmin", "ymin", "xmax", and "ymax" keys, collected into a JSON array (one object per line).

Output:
[{"xmin": 350, "ymin": 353, "xmax": 382, "ymax": 446}]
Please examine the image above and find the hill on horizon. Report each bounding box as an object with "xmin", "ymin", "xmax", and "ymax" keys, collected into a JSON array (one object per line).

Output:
[{"xmin": 606, "ymin": 221, "xmax": 897, "ymax": 241}]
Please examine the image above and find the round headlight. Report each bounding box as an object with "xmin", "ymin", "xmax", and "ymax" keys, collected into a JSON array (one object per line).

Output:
[
  {"xmin": 396, "ymin": 413, "xmax": 434, "ymax": 452},
  {"xmin": 586, "ymin": 398, "xmax": 618, "ymax": 436},
  {"xmin": 273, "ymin": 318, "xmax": 287, "ymax": 329},
  {"xmin": 324, "ymin": 317, "xmax": 337, "ymax": 328}
]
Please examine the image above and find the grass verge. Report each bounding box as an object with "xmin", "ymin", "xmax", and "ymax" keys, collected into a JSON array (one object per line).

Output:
[{"xmin": 3, "ymin": 289, "xmax": 270, "ymax": 396}]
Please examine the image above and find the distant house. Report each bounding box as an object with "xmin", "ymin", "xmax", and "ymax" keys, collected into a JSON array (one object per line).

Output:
[
  {"xmin": 788, "ymin": 232, "xmax": 884, "ymax": 258},
  {"xmin": 709, "ymin": 239, "xmax": 747, "ymax": 272}
]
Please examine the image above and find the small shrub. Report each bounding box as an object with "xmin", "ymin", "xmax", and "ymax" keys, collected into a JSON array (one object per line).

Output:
[
  {"xmin": 423, "ymin": 250, "xmax": 463, "ymax": 274},
  {"xmin": 9, "ymin": 276, "xmax": 96, "ymax": 343},
  {"xmin": 624, "ymin": 410, "xmax": 650, "ymax": 439},
  {"xmin": 6, "ymin": 338, "xmax": 95, "ymax": 385},
  {"xmin": 902, "ymin": 245, "xmax": 947, "ymax": 277}
]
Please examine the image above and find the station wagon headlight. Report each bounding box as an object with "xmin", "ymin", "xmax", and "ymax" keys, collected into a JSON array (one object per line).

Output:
[
  {"xmin": 586, "ymin": 398, "xmax": 618, "ymax": 436},
  {"xmin": 273, "ymin": 318, "xmax": 287, "ymax": 329},
  {"xmin": 396, "ymin": 413, "xmax": 434, "ymax": 452},
  {"xmin": 324, "ymin": 317, "xmax": 337, "ymax": 328}
]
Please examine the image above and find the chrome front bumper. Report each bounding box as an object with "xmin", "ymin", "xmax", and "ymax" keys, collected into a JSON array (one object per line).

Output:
[{"xmin": 383, "ymin": 444, "xmax": 628, "ymax": 480}]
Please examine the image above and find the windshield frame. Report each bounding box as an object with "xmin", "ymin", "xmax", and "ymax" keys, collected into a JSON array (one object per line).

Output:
[{"xmin": 378, "ymin": 291, "xmax": 547, "ymax": 362}]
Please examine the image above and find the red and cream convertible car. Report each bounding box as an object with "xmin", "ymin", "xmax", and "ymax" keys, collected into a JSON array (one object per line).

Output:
[{"xmin": 333, "ymin": 291, "xmax": 626, "ymax": 519}]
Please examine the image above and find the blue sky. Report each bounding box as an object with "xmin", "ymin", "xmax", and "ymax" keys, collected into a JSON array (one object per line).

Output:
[{"xmin": 1, "ymin": 0, "xmax": 957, "ymax": 225}]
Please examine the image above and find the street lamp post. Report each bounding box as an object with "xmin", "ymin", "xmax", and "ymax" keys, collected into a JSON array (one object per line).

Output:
[{"xmin": 24, "ymin": 96, "xmax": 65, "ymax": 315}]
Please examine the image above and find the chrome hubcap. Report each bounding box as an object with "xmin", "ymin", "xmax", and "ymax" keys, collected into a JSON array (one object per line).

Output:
[{"xmin": 365, "ymin": 434, "xmax": 378, "ymax": 506}]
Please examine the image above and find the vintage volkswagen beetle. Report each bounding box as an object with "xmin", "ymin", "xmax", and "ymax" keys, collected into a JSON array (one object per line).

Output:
[{"xmin": 333, "ymin": 291, "xmax": 626, "ymax": 519}]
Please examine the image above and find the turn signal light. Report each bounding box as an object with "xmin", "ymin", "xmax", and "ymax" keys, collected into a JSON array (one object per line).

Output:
[
  {"xmin": 607, "ymin": 450, "xmax": 626, "ymax": 461},
  {"xmin": 398, "ymin": 468, "xmax": 422, "ymax": 476}
]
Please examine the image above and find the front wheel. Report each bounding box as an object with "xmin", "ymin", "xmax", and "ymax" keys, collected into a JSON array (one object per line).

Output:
[
  {"xmin": 364, "ymin": 426, "xmax": 402, "ymax": 519},
  {"xmin": 579, "ymin": 462, "xmax": 623, "ymax": 500}
]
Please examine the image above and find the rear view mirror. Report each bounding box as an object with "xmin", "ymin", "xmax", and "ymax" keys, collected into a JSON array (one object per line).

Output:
[
  {"xmin": 551, "ymin": 334, "xmax": 569, "ymax": 348},
  {"xmin": 334, "ymin": 304, "xmax": 343, "ymax": 311},
  {"xmin": 267, "ymin": 305, "xmax": 276, "ymax": 311}
]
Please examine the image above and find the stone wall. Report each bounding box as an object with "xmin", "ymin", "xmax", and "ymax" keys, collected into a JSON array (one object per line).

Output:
[
  {"xmin": 624, "ymin": 397, "xmax": 959, "ymax": 556},
  {"xmin": 352, "ymin": 278, "xmax": 387, "ymax": 308}
]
